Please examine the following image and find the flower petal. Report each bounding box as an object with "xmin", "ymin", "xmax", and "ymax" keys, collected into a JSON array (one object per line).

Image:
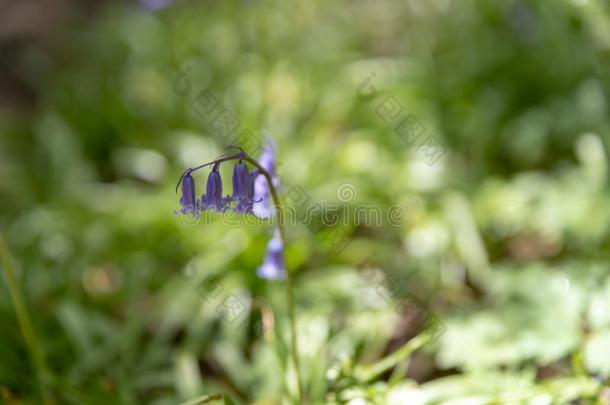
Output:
[{"xmin": 257, "ymin": 228, "xmax": 286, "ymax": 280}]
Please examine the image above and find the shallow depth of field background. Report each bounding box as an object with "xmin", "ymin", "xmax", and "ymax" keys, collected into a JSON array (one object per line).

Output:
[{"xmin": 1, "ymin": 0, "xmax": 610, "ymax": 403}]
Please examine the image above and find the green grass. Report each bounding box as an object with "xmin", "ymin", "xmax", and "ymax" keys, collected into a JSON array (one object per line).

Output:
[{"xmin": 1, "ymin": 0, "xmax": 610, "ymax": 403}]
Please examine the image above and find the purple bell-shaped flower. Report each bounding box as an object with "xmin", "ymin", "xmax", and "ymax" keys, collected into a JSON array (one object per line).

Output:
[
  {"xmin": 253, "ymin": 138, "xmax": 280, "ymax": 219},
  {"xmin": 201, "ymin": 164, "xmax": 231, "ymax": 212},
  {"xmin": 232, "ymin": 161, "xmax": 257, "ymax": 214},
  {"xmin": 257, "ymin": 228, "xmax": 286, "ymax": 280},
  {"xmin": 175, "ymin": 169, "xmax": 198, "ymax": 217}
]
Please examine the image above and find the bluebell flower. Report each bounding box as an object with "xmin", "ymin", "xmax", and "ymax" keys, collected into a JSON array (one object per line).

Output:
[
  {"xmin": 249, "ymin": 169, "xmax": 260, "ymax": 189},
  {"xmin": 253, "ymin": 138, "xmax": 280, "ymax": 219},
  {"xmin": 175, "ymin": 169, "xmax": 198, "ymax": 217},
  {"xmin": 259, "ymin": 137, "xmax": 280, "ymax": 187},
  {"xmin": 232, "ymin": 161, "xmax": 250, "ymax": 200},
  {"xmin": 232, "ymin": 161, "xmax": 257, "ymax": 214},
  {"xmin": 174, "ymin": 137, "xmax": 288, "ymax": 281},
  {"xmin": 257, "ymin": 228, "xmax": 286, "ymax": 280},
  {"xmin": 200, "ymin": 164, "xmax": 231, "ymax": 212},
  {"xmin": 252, "ymin": 175, "xmax": 271, "ymax": 218}
]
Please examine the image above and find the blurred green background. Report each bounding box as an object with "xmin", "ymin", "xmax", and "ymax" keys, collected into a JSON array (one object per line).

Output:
[{"xmin": 1, "ymin": 0, "xmax": 610, "ymax": 403}]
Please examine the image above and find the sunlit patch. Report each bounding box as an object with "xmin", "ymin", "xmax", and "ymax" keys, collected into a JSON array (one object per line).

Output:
[{"xmin": 82, "ymin": 265, "xmax": 122, "ymax": 297}]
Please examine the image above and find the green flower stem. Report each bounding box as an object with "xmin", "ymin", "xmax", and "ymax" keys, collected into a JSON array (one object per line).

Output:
[
  {"xmin": 356, "ymin": 332, "xmax": 431, "ymax": 383},
  {"xmin": 243, "ymin": 155, "xmax": 304, "ymax": 404},
  {"xmin": 0, "ymin": 231, "xmax": 52, "ymax": 404}
]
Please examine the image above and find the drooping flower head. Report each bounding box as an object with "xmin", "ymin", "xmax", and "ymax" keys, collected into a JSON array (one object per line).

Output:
[
  {"xmin": 174, "ymin": 136, "xmax": 286, "ymax": 281},
  {"xmin": 176, "ymin": 169, "xmax": 197, "ymax": 217},
  {"xmin": 201, "ymin": 163, "xmax": 230, "ymax": 212},
  {"xmin": 257, "ymin": 228, "xmax": 286, "ymax": 280},
  {"xmin": 253, "ymin": 138, "xmax": 280, "ymax": 219},
  {"xmin": 232, "ymin": 161, "xmax": 257, "ymax": 214},
  {"xmin": 232, "ymin": 161, "xmax": 250, "ymax": 200}
]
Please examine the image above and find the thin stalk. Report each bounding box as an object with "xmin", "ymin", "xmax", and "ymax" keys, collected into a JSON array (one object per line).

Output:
[
  {"xmin": 183, "ymin": 151, "xmax": 304, "ymax": 403},
  {"xmin": 175, "ymin": 152, "xmax": 245, "ymax": 192},
  {"xmin": 356, "ymin": 333, "xmax": 431, "ymax": 383},
  {"xmin": 243, "ymin": 155, "xmax": 304, "ymax": 404},
  {"xmin": 190, "ymin": 152, "xmax": 245, "ymax": 173},
  {"xmin": 0, "ymin": 231, "xmax": 52, "ymax": 404}
]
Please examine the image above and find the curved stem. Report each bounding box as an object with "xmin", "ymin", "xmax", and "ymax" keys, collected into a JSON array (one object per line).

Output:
[
  {"xmin": 243, "ymin": 155, "xmax": 304, "ymax": 404},
  {"xmin": 183, "ymin": 152, "xmax": 304, "ymax": 402},
  {"xmin": 175, "ymin": 152, "xmax": 245, "ymax": 193}
]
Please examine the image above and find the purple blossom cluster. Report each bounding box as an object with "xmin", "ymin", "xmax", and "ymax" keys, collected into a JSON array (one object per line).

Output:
[
  {"xmin": 176, "ymin": 140, "xmax": 278, "ymax": 218},
  {"xmin": 175, "ymin": 139, "xmax": 285, "ymax": 280}
]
